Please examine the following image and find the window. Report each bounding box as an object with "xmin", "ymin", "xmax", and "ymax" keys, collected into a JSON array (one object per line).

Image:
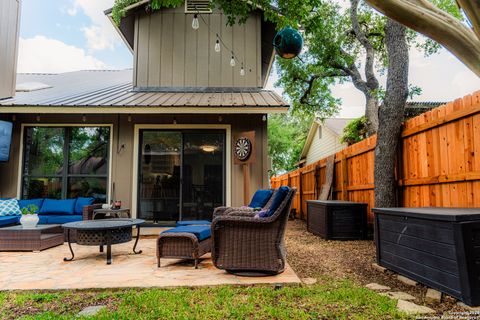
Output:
[
  {"xmin": 22, "ymin": 126, "xmax": 110, "ymax": 202},
  {"xmin": 318, "ymin": 126, "xmax": 322, "ymax": 139}
]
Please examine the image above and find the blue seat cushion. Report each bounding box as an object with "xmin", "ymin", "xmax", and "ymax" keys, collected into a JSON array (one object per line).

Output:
[
  {"xmin": 268, "ymin": 186, "xmax": 291, "ymax": 217},
  {"xmin": 38, "ymin": 215, "xmax": 49, "ymax": 224},
  {"xmin": 43, "ymin": 215, "xmax": 83, "ymax": 224},
  {"xmin": 74, "ymin": 197, "xmax": 94, "ymax": 215},
  {"xmin": 18, "ymin": 199, "xmax": 44, "ymax": 214},
  {"xmin": 163, "ymin": 226, "xmax": 211, "ymax": 241},
  {"xmin": 0, "ymin": 215, "xmax": 20, "ymax": 226},
  {"xmin": 176, "ymin": 220, "xmax": 211, "ymax": 227},
  {"xmin": 249, "ymin": 189, "xmax": 273, "ymax": 209},
  {"xmin": 40, "ymin": 199, "xmax": 76, "ymax": 215}
]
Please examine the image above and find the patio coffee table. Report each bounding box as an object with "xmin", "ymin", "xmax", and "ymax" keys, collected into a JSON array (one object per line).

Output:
[
  {"xmin": 0, "ymin": 224, "xmax": 64, "ymax": 252},
  {"xmin": 63, "ymin": 219, "xmax": 145, "ymax": 265}
]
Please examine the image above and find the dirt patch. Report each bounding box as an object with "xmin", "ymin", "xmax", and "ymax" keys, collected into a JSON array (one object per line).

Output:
[
  {"xmin": 1, "ymin": 290, "xmax": 122, "ymax": 320},
  {"xmin": 284, "ymin": 220, "xmax": 466, "ymax": 316}
]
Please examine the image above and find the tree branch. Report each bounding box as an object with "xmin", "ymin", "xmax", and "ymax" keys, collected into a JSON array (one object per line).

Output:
[
  {"xmin": 365, "ymin": 0, "xmax": 480, "ymax": 77},
  {"xmin": 350, "ymin": 0, "xmax": 380, "ymax": 90},
  {"xmin": 456, "ymin": 0, "xmax": 480, "ymax": 40},
  {"xmin": 296, "ymin": 70, "xmax": 349, "ymax": 105}
]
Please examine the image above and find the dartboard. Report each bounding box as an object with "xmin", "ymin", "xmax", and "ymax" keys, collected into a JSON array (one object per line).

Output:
[{"xmin": 235, "ymin": 137, "xmax": 252, "ymax": 161}]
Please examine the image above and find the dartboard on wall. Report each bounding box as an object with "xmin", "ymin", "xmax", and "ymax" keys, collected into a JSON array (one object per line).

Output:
[{"xmin": 234, "ymin": 136, "xmax": 252, "ymax": 161}]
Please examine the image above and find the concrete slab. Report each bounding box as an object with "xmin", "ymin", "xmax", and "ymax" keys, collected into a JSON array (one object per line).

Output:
[
  {"xmin": 77, "ymin": 306, "xmax": 106, "ymax": 317},
  {"xmin": 380, "ymin": 291, "xmax": 416, "ymax": 301},
  {"xmin": 425, "ymin": 288, "xmax": 442, "ymax": 303},
  {"xmin": 365, "ymin": 283, "xmax": 391, "ymax": 291},
  {"xmin": 0, "ymin": 238, "xmax": 300, "ymax": 290},
  {"xmin": 397, "ymin": 300, "xmax": 435, "ymax": 315},
  {"xmin": 397, "ymin": 275, "xmax": 418, "ymax": 286}
]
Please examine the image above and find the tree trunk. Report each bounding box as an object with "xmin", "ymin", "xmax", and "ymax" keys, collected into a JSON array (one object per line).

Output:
[
  {"xmin": 374, "ymin": 19, "xmax": 409, "ymax": 208},
  {"xmin": 365, "ymin": 93, "xmax": 379, "ymax": 135}
]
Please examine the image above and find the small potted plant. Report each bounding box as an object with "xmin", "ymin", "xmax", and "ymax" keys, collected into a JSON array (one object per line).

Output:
[{"xmin": 20, "ymin": 204, "xmax": 39, "ymax": 229}]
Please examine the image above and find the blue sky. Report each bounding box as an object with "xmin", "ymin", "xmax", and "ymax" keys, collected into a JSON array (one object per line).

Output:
[
  {"xmin": 19, "ymin": 0, "xmax": 132, "ymax": 71},
  {"xmin": 17, "ymin": 0, "xmax": 480, "ymax": 117}
]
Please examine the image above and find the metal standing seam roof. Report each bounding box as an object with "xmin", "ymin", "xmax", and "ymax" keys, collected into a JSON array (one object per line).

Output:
[{"xmin": 0, "ymin": 70, "xmax": 288, "ymax": 109}]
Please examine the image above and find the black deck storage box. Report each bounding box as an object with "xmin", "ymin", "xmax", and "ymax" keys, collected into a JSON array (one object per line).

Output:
[
  {"xmin": 374, "ymin": 207, "xmax": 480, "ymax": 306},
  {"xmin": 307, "ymin": 200, "xmax": 368, "ymax": 240}
]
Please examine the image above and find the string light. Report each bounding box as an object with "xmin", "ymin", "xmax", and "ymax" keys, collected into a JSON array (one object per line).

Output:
[
  {"xmin": 197, "ymin": 14, "xmax": 248, "ymax": 76},
  {"xmin": 215, "ymin": 34, "xmax": 221, "ymax": 53},
  {"xmin": 192, "ymin": 14, "xmax": 199, "ymax": 30}
]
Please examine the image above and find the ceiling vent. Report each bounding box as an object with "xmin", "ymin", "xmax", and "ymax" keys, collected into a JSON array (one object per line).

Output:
[{"xmin": 185, "ymin": 0, "xmax": 212, "ymax": 13}]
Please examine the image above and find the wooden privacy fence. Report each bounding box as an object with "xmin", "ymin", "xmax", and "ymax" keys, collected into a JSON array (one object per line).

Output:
[{"xmin": 271, "ymin": 90, "xmax": 480, "ymax": 224}]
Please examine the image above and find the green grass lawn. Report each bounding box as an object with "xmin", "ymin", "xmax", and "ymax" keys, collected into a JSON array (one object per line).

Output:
[{"xmin": 0, "ymin": 279, "xmax": 411, "ymax": 320}]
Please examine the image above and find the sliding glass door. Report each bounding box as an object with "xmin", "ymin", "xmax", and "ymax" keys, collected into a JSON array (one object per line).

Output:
[{"xmin": 138, "ymin": 129, "xmax": 225, "ymax": 224}]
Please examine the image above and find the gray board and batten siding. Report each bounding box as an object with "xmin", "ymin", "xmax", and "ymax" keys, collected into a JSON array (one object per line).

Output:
[
  {"xmin": 110, "ymin": 5, "xmax": 276, "ymax": 89},
  {"xmin": 0, "ymin": 0, "xmax": 21, "ymax": 100}
]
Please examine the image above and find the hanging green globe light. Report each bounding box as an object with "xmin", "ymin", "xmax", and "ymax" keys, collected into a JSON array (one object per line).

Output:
[{"xmin": 273, "ymin": 26, "xmax": 303, "ymax": 59}]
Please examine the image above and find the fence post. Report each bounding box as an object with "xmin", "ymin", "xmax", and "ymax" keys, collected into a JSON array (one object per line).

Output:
[
  {"xmin": 314, "ymin": 165, "xmax": 320, "ymax": 199},
  {"xmin": 299, "ymin": 169, "xmax": 304, "ymax": 220},
  {"xmin": 341, "ymin": 154, "xmax": 348, "ymax": 200}
]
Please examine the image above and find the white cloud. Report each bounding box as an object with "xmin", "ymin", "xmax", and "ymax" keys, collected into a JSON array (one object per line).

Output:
[
  {"xmin": 68, "ymin": 0, "xmax": 120, "ymax": 51},
  {"xmin": 81, "ymin": 25, "xmax": 114, "ymax": 51},
  {"xmin": 17, "ymin": 36, "xmax": 107, "ymax": 73}
]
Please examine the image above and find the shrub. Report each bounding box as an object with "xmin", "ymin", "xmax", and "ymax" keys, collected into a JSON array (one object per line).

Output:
[{"xmin": 340, "ymin": 116, "xmax": 368, "ymax": 146}]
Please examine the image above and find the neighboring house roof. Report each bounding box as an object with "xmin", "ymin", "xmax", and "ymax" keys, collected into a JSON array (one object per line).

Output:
[
  {"xmin": 404, "ymin": 101, "xmax": 445, "ymax": 118},
  {"xmin": 0, "ymin": 70, "xmax": 288, "ymax": 113},
  {"xmin": 299, "ymin": 118, "xmax": 354, "ymax": 161}
]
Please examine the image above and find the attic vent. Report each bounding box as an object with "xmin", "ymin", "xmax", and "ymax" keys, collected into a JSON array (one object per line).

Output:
[{"xmin": 185, "ymin": 0, "xmax": 212, "ymax": 13}]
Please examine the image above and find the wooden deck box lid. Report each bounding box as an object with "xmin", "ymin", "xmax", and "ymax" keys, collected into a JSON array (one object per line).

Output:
[
  {"xmin": 373, "ymin": 207, "xmax": 480, "ymax": 222},
  {"xmin": 306, "ymin": 200, "xmax": 368, "ymax": 207}
]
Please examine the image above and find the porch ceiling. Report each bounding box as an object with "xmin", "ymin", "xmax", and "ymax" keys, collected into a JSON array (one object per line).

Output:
[{"xmin": 0, "ymin": 70, "xmax": 289, "ymax": 113}]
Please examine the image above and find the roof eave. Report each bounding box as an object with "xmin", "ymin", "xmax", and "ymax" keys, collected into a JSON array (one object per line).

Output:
[
  {"xmin": 299, "ymin": 120, "xmax": 320, "ymax": 160},
  {"xmin": 0, "ymin": 106, "xmax": 289, "ymax": 114}
]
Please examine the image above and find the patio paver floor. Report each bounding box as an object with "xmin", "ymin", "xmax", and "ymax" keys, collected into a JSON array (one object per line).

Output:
[{"xmin": 0, "ymin": 237, "xmax": 300, "ymax": 290}]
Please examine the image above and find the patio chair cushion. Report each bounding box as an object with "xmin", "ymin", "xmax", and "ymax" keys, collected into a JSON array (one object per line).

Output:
[
  {"xmin": 0, "ymin": 215, "xmax": 20, "ymax": 226},
  {"xmin": 248, "ymin": 189, "xmax": 273, "ymax": 209},
  {"xmin": 0, "ymin": 199, "xmax": 21, "ymax": 216},
  {"xmin": 176, "ymin": 220, "xmax": 211, "ymax": 226},
  {"xmin": 162, "ymin": 226, "xmax": 211, "ymax": 241},
  {"xmin": 42, "ymin": 215, "xmax": 83, "ymax": 224},
  {"xmin": 268, "ymin": 186, "xmax": 291, "ymax": 216},
  {"xmin": 18, "ymin": 199, "xmax": 44, "ymax": 214},
  {"xmin": 74, "ymin": 197, "xmax": 94, "ymax": 215},
  {"xmin": 40, "ymin": 199, "xmax": 76, "ymax": 215}
]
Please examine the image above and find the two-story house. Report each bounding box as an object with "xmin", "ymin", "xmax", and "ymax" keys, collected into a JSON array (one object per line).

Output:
[{"xmin": 0, "ymin": 0, "xmax": 288, "ymax": 226}]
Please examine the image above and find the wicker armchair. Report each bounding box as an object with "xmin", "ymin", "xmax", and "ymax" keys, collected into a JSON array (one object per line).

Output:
[
  {"xmin": 82, "ymin": 204, "xmax": 103, "ymax": 220},
  {"xmin": 211, "ymin": 187, "xmax": 296, "ymax": 276},
  {"xmin": 212, "ymin": 189, "xmax": 278, "ymax": 219}
]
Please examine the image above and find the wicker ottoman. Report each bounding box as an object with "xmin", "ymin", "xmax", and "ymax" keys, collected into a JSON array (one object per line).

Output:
[{"xmin": 157, "ymin": 226, "xmax": 211, "ymax": 269}]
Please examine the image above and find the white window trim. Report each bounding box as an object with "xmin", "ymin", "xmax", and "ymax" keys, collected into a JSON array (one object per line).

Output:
[
  {"xmin": 132, "ymin": 124, "xmax": 231, "ymax": 219},
  {"xmin": 17, "ymin": 124, "xmax": 114, "ymax": 203}
]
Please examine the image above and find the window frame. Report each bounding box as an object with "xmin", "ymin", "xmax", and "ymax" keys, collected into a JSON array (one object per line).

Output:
[{"xmin": 18, "ymin": 124, "xmax": 113, "ymax": 202}]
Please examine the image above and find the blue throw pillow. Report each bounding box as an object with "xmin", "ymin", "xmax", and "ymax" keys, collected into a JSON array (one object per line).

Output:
[
  {"xmin": 249, "ymin": 189, "xmax": 273, "ymax": 209},
  {"xmin": 0, "ymin": 199, "xmax": 21, "ymax": 216},
  {"xmin": 74, "ymin": 197, "xmax": 94, "ymax": 215},
  {"xmin": 40, "ymin": 199, "xmax": 76, "ymax": 215},
  {"xmin": 18, "ymin": 199, "xmax": 44, "ymax": 214},
  {"xmin": 268, "ymin": 186, "xmax": 290, "ymax": 216}
]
